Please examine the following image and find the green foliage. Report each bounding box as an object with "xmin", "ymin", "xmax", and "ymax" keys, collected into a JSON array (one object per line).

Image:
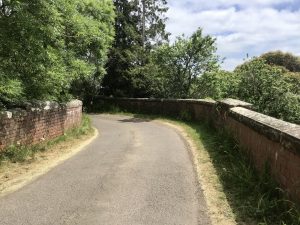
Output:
[
  {"xmin": 0, "ymin": 74, "xmax": 23, "ymax": 109},
  {"xmin": 0, "ymin": 0, "xmax": 115, "ymax": 106},
  {"xmin": 139, "ymin": 0, "xmax": 169, "ymax": 48},
  {"xmin": 102, "ymin": 0, "xmax": 169, "ymax": 97},
  {"xmin": 261, "ymin": 51, "xmax": 300, "ymax": 72},
  {"xmin": 184, "ymin": 122, "xmax": 300, "ymax": 225},
  {"xmin": 284, "ymin": 72, "xmax": 300, "ymax": 95},
  {"xmin": 195, "ymin": 57, "xmax": 299, "ymax": 124},
  {"xmin": 178, "ymin": 109, "xmax": 192, "ymax": 121},
  {"xmin": 1, "ymin": 145, "xmax": 42, "ymax": 163},
  {"xmin": 1, "ymin": 0, "xmax": 298, "ymax": 125},
  {"xmin": 235, "ymin": 59, "xmax": 300, "ymax": 124},
  {"xmin": 146, "ymin": 28, "xmax": 219, "ymax": 98},
  {"xmin": 68, "ymin": 0, "xmax": 115, "ymax": 102},
  {"xmin": 197, "ymin": 70, "xmax": 239, "ymax": 99},
  {"xmin": 66, "ymin": 114, "xmax": 93, "ymax": 137}
]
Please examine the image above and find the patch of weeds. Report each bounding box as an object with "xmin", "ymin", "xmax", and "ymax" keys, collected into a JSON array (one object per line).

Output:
[
  {"xmin": 182, "ymin": 122, "xmax": 300, "ymax": 225},
  {"xmin": 0, "ymin": 114, "xmax": 93, "ymax": 165},
  {"xmin": 62, "ymin": 114, "xmax": 93, "ymax": 139},
  {"xmin": 0, "ymin": 144, "xmax": 44, "ymax": 163},
  {"xmin": 178, "ymin": 109, "xmax": 192, "ymax": 121},
  {"xmin": 2, "ymin": 145, "xmax": 31, "ymax": 163}
]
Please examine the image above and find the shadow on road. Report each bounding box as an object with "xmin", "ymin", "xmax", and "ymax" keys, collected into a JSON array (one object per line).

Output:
[{"xmin": 118, "ymin": 117, "xmax": 152, "ymax": 123}]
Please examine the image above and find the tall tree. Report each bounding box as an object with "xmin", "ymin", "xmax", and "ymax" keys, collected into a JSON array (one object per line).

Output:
[
  {"xmin": 68, "ymin": 0, "xmax": 116, "ymax": 103},
  {"xmin": 0, "ymin": 0, "xmax": 115, "ymax": 108},
  {"xmin": 102, "ymin": 0, "xmax": 169, "ymax": 97},
  {"xmin": 138, "ymin": 0, "xmax": 169, "ymax": 48},
  {"xmin": 146, "ymin": 28, "xmax": 219, "ymax": 98}
]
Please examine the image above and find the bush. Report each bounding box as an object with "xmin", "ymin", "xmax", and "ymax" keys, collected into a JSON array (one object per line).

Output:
[
  {"xmin": 197, "ymin": 70, "xmax": 240, "ymax": 99},
  {"xmin": 195, "ymin": 58, "xmax": 300, "ymax": 124},
  {"xmin": 260, "ymin": 51, "xmax": 300, "ymax": 72},
  {"xmin": 235, "ymin": 59, "xmax": 300, "ymax": 124}
]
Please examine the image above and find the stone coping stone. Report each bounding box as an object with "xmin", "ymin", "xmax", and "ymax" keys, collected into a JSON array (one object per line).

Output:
[
  {"xmin": 66, "ymin": 100, "xmax": 83, "ymax": 108},
  {"xmin": 218, "ymin": 98, "xmax": 253, "ymax": 109},
  {"xmin": 0, "ymin": 100, "xmax": 82, "ymax": 119},
  {"xmin": 24, "ymin": 100, "xmax": 60, "ymax": 110},
  {"xmin": 0, "ymin": 111, "xmax": 13, "ymax": 119},
  {"xmin": 229, "ymin": 107, "xmax": 300, "ymax": 153},
  {"xmin": 99, "ymin": 97, "xmax": 216, "ymax": 106}
]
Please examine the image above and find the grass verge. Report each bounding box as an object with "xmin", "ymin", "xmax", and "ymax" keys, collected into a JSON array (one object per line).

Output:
[
  {"xmin": 98, "ymin": 110, "xmax": 300, "ymax": 225},
  {"xmin": 0, "ymin": 114, "xmax": 93, "ymax": 165},
  {"xmin": 179, "ymin": 121, "xmax": 300, "ymax": 225}
]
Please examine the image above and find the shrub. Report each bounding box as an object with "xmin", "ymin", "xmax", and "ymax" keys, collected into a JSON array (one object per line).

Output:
[
  {"xmin": 197, "ymin": 70, "xmax": 240, "ymax": 99},
  {"xmin": 235, "ymin": 58, "xmax": 300, "ymax": 124}
]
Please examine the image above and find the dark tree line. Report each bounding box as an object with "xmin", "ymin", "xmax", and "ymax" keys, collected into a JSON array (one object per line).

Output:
[
  {"xmin": 0, "ymin": 0, "xmax": 299, "ymax": 124},
  {"xmin": 102, "ymin": 0, "xmax": 169, "ymax": 97}
]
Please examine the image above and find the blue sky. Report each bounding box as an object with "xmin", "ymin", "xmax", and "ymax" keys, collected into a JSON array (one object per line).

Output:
[{"xmin": 166, "ymin": 0, "xmax": 300, "ymax": 71}]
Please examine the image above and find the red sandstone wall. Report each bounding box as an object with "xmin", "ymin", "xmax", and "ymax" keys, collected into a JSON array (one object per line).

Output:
[
  {"xmin": 95, "ymin": 97, "xmax": 300, "ymax": 203},
  {"xmin": 0, "ymin": 100, "xmax": 82, "ymax": 150},
  {"xmin": 226, "ymin": 117, "xmax": 300, "ymax": 201},
  {"xmin": 227, "ymin": 107, "xmax": 300, "ymax": 202}
]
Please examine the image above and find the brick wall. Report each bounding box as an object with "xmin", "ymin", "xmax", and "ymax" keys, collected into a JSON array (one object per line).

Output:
[
  {"xmin": 0, "ymin": 100, "xmax": 82, "ymax": 150},
  {"xmin": 94, "ymin": 97, "xmax": 300, "ymax": 203}
]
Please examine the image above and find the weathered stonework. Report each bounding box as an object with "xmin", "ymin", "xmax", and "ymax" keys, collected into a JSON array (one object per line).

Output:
[
  {"xmin": 0, "ymin": 100, "xmax": 82, "ymax": 150},
  {"xmin": 94, "ymin": 97, "xmax": 300, "ymax": 203},
  {"xmin": 229, "ymin": 107, "xmax": 300, "ymax": 153},
  {"xmin": 224, "ymin": 107, "xmax": 300, "ymax": 202},
  {"xmin": 218, "ymin": 98, "xmax": 253, "ymax": 109}
]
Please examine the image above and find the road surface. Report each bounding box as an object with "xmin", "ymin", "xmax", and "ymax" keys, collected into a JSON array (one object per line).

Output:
[{"xmin": 0, "ymin": 114, "xmax": 211, "ymax": 225}]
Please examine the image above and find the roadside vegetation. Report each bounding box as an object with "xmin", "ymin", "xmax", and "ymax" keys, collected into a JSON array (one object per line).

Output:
[
  {"xmin": 0, "ymin": 0, "xmax": 115, "ymax": 109},
  {"xmin": 0, "ymin": 1, "xmax": 299, "ymax": 223},
  {"xmin": 181, "ymin": 121, "xmax": 300, "ymax": 225},
  {"xmin": 100, "ymin": 2, "xmax": 300, "ymax": 124},
  {"xmin": 0, "ymin": 114, "xmax": 93, "ymax": 166},
  {"xmin": 1, "ymin": 0, "xmax": 299, "ymax": 123}
]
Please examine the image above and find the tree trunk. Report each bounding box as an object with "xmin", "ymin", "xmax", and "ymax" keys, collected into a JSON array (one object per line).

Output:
[{"xmin": 141, "ymin": 0, "xmax": 145, "ymax": 48}]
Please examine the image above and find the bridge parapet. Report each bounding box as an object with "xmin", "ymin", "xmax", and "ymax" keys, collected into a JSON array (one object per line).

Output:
[
  {"xmin": 94, "ymin": 96, "xmax": 300, "ymax": 203},
  {"xmin": 0, "ymin": 100, "xmax": 82, "ymax": 150}
]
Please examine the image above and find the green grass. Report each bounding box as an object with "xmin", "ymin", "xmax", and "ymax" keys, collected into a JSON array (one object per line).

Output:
[
  {"xmin": 0, "ymin": 114, "xmax": 93, "ymax": 165},
  {"xmin": 97, "ymin": 109, "xmax": 300, "ymax": 225},
  {"xmin": 180, "ymin": 121, "xmax": 300, "ymax": 225}
]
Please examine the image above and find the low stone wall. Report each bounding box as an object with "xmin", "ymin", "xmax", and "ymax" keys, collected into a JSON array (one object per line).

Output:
[
  {"xmin": 0, "ymin": 100, "xmax": 82, "ymax": 150},
  {"xmin": 94, "ymin": 97, "xmax": 300, "ymax": 202},
  {"xmin": 94, "ymin": 97, "xmax": 216, "ymax": 122},
  {"xmin": 226, "ymin": 106, "xmax": 300, "ymax": 202}
]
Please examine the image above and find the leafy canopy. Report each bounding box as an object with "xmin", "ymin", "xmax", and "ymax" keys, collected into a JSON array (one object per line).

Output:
[
  {"xmin": 260, "ymin": 51, "xmax": 300, "ymax": 72},
  {"xmin": 0, "ymin": 0, "xmax": 115, "ymax": 107},
  {"xmin": 235, "ymin": 58, "xmax": 300, "ymax": 124},
  {"xmin": 147, "ymin": 28, "xmax": 219, "ymax": 98},
  {"xmin": 102, "ymin": 0, "xmax": 169, "ymax": 97}
]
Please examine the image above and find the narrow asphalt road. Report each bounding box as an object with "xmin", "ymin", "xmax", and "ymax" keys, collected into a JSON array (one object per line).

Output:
[{"xmin": 0, "ymin": 114, "xmax": 211, "ymax": 225}]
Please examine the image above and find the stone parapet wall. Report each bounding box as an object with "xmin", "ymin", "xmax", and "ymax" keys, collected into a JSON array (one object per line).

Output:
[
  {"xmin": 0, "ymin": 100, "xmax": 82, "ymax": 150},
  {"xmin": 95, "ymin": 97, "xmax": 216, "ymax": 122},
  {"xmin": 95, "ymin": 97, "xmax": 300, "ymax": 202}
]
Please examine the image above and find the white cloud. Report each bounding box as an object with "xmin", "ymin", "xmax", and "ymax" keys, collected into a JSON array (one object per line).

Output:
[
  {"xmin": 166, "ymin": 0, "xmax": 300, "ymax": 70},
  {"xmin": 169, "ymin": 0, "xmax": 295, "ymax": 11}
]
